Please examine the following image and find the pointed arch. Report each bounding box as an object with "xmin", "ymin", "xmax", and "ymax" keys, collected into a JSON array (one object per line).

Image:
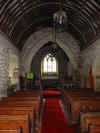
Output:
[{"xmin": 22, "ymin": 28, "xmax": 80, "ymax": 72}]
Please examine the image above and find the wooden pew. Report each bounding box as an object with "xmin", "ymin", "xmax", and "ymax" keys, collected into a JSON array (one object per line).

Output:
[
  {"xmin": 5, "ymin": 90, "xmax": 41, "ymax": 108},
  {"xmin": 0, "ymin": 128, "xmax": 21, "ymax": 133},
  {"xmin": 0, "ymin": 99, "xmax": 40, "ymax": 129},
  {"xmin": 2, "ymin": 97, "xmax": 39, "ymax": 101},
  {"xmin": 83, "ymin": 118, "xmax": 100, "ymax": 133},
  {"xmin": 0, "ymin": 109, "xmax": 34, "ymax": 133},
  {"xmin": 89, "ymin": 124, "xmax": 100, "ymax": 133},
  {"xmin": 0, "ymin": 100, "xmax": 39, "ymax": 111},
  {"xmin": 2, "ymin": 96, "xmax": 38, "ymax": 101},
  {"xmin": 8, "ymin": 90, "xmax": 40, "ymax": 97},
  {"xmin": 0, "ymin": 114, "xmax": 29, "ymax": 133},
  {"xmin": 0, "ymin": 101, "xmax": 39, "ymax": 122},
  {"xmin": 63, "ymin": 88, "xmax": 100, "ymax": 98},
  {"xmin": 10, "ymin": 90, "xmax": 40, "ymax": 94},
  {"xmin": 63, "ymin": 89, "xmax": 100, "ymax": 102},
  {"xmin": 65, "ymin": 100, "xmax": 100, "ymax": 123},
  {"xmin": 1, "ymin": 92, "xmax": 40, "ymax": 112},
  {"xmin": 63, "ymin": 91, "xmax": 100, "ymax": 123},
  {"xmin": 80, "ymin": 114, "xmax": 100, "ymax": 133},
  {"xmin": 0, "ymin": 90, "xmax": 41, "ymax": 131},
  {"xmin": 8, "ymin": 93, "xmax": 40, "ymax": 97},
  {"xmin": 0, "ymin": 98, "xmax": 39, "ymax": 108}
]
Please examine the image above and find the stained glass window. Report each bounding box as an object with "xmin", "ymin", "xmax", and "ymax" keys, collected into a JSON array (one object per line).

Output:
[{"xmin": 42, "ymin": 53, "xmax": 58, "ymax": 74}]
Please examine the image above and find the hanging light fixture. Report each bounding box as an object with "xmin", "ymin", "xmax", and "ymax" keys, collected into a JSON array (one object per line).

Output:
[
  {"xmin": 53, "ymin": 0, "xmax": 67, "ymax": 25},
  {"xmin": 52, "ymin": 0, "xmax": 67, "ymax": 43},
  {"xmin": 48, "ymin": 0, "xmax": 67, "ymax": 59}
]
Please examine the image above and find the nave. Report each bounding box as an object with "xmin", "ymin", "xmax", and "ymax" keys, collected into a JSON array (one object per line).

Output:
[
  {"xmin": 0, "ymin": 0, "xmax": 100, "ymax": 132},
  {"xmin": 40, "ymin": 89, "xmax": 77, "ymax": 133},
  {"xmin": 0, "ymin": 87, "xmax": 100, "ymax": 133}
]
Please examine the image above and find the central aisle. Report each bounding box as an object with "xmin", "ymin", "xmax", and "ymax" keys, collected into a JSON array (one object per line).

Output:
[{"xmin": 40, "ymin": 97, "xmax": 77, "ymax": 133}]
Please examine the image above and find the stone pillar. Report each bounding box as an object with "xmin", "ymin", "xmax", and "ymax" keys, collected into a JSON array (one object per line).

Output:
[
  {"xmin": 67, "ymin": 62, "xmax": 74, "ymax": 77},
  {"xmin": 0, "ymin": 48, "xmax": 9, "ymax": 98}
]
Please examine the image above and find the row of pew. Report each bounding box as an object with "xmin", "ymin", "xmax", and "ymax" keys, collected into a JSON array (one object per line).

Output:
[
  {"xmin": 0, "ymin": 128, "xmax": 21, "ymax": 133},
  {"xmin": 63, "ymin": 88, "xmax": 100, "ymax": 133},
  {"xmin": 0, "ymin": 90, "xmax": 41, "ymax": 133}
]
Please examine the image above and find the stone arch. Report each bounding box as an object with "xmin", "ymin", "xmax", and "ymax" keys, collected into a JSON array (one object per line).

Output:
[{"xmin": 22, "ymin": 28, "xmax": 80, "ymax": 72}]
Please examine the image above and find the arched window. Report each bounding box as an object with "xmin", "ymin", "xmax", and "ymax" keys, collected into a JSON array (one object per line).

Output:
[{"xmin": 41, "ymin": 53, "xmax": 58, "ymax": 76}]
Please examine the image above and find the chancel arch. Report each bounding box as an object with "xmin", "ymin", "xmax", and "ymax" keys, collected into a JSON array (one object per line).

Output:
[{"xmin": 22, "ymin": 28, "xmax": 80, "ymax": 73}]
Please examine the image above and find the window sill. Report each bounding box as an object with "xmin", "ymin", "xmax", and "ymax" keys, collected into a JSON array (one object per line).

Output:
[{"xmin": 41, "ymin": 76, "xmax": 59, "ymax": 79}]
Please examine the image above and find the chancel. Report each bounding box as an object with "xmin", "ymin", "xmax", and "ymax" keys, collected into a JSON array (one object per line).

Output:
[{"xmin": 0, "ymin": 0, "xmax": 100, "ymax": 133}]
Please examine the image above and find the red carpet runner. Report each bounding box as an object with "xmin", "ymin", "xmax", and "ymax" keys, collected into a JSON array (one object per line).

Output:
[
  {"xmin": 42, "ymin": 89, "xmax": 61, "ymax": 95},
  {"xmin": 40, "ymin": 98, "xmax": 77, "ymax": 133}
]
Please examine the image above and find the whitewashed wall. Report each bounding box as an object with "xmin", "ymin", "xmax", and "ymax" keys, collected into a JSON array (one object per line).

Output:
[{"xmin": 0, "ymin": 32, "xmax": 20, "ymax": 98}]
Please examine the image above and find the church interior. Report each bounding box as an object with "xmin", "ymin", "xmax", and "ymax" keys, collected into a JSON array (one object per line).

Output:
[{"xmin": 0, "ymin": 0, "xmax": 100, "ymax": 133}]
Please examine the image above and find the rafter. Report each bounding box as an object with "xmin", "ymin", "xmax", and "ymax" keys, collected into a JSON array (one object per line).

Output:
[
  {"xmin": 0, "ymin": 0, "xmax": 100, "ymax": 50},
  {"xmin": 17, "ymin": 0, "xmax": 27, "ymax": 27}
]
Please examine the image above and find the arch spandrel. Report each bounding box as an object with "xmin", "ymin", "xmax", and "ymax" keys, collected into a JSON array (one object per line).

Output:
[{"xmin": 22, "ymin": 28, "xmax": 80, "ymax": 72}]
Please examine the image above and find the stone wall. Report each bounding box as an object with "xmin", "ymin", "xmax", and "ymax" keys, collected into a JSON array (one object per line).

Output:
[
  {"xmin": 0, "ymin": 32, "xmax": 20, "ymax": 98},
  {"xmin": 22, "ymin": 28, "xmax": 80, "ymax": 72},
  {"xmin": 81, "ymin": 38, "xmax": 100, "ymax": 90},
  {"xmin": 31, "ymin": 44, "xmax": 69, "ymax": 80}
]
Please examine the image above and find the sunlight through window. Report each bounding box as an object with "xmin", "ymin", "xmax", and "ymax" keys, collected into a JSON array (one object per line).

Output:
[{"xmin": 43, "ymin": 54, "xmax": 57, "ymax": 74}]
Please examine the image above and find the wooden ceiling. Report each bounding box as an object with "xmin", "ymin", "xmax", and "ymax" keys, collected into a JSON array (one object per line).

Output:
[{"xmin": 0, "ymin": 0, "xmax": 100, "ymax": 50}]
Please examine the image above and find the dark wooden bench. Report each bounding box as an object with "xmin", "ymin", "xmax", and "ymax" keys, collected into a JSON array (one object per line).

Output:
[
  {"xmin": 63, "ymin": 90, "xmax": 100, "ymax": 123},
  {"xmin": 71, "ymin": 100, "xmax": 100, "ymax": 123},
  {"xmin": 0, "ymin": 128, "xmax": 21, "ymax": 133},
  {"xmin": 9, "ymin": 90, "xmax": 40, "ymax": 97},
  {"xmin": 80, "ymin": 112, "xmax": 100, "ymax": 132},
  {"xmin": 63, "ymin": 88, "xmax": 100, "ymax": 99},
  {"xmin": 0, "ymin": 90, "xmax": 41, "ymax": 131},
  {"xmin": 81, "ymin": 115, "xmax": 100, "ymax": 133},
  {"xmin": 63, "ymin": 89, "xmax": 100, "ymax": 102},
  {"xmin": 0, "ymin": 114, "xmax": 29, "ymax": 133},
  {"xmin": 0, "ymin": 100, "xmax": 39, "ymax": 126},
  {"xmin": 89, "ymin": 124, "xmax": 100, "ymax": 133},
  {"xmin": 0, "ymin": 100, "xmax": 39, "ymax": 111},
  {"xmin": 0, "ymin": 99, "xmax": 39, "ymax": 108},
  {"xmin": 8, "ymin": 93, "xmax": 40, "ymax": 97},
  {"xmin": 2, "ymin": 96, "xmax": 38, "ymax": 101},
  {"xmin": 0, "ymin": 109, "xmax": 34, "ymax": 133}
]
